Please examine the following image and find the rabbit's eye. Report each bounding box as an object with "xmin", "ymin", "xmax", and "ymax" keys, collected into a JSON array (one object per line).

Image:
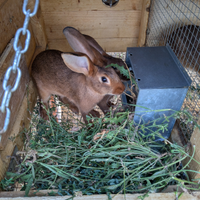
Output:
[{"xmin": 101, "ymin": 76, "xmax": 108, "ymax": 83}]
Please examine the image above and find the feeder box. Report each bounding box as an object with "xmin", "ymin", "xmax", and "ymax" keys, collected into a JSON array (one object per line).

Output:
[{"xmin": 123, "ymin": 46, "xmax": 192, "ymax": 140}]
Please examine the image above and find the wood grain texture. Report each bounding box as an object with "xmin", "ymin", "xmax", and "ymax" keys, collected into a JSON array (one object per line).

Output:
[
  {"xmin": 0, "ymin": 185, "xmax": 197, "ymax": 197},
  {"xmin": 0, "ymin": 80, "xmax": 37, "ymax": 180},
  {"xmin": 0, "ymin": 0, "xmax": 24, "ymax": 55},
  {"xmin": 45, "ymin": 21, "xmax": 140, "ymax": 41},
  {"xmin": 40, "ymin": 0, "xmax": 143, "ymax": 12},
  {"xmin": 0, "ymin": 0, "xmax": 36, "ymax": 179},
  {"xmin": 137, "ymin": 0, "xmax": 151, "ymax": 47},
  {"xmin": 43, "ymin": 11, "xmax": 141, "ymax": 38},
  {"xmin": 48, "ymin": 37, "xmax": 138, "ymax": 52},
  {"xmin": 0, "ymin": 25, "xmax": 35, "ymax": 150},
  {"xmin": 39, "ymin": 0, "xmax": 142, "ymax": 52},
  {"xmin": 0, "ymin": 44, "xmax": 29, "ymax": 150},
  {"xmin": 29, "ymin": 1, "xmax": 48, "ymax": 49},
  {"xmin": 169, "ymin": 120, "xmax": 187, "ymax": 146},
  {"xmin": 0, "ymin": 0, "xmax": 36, "ymax": 61},
  {"xmin": 183, "ymin": 118, "xmax": 200, "ymax": 180},
  {"xmin": 0, "ymin": 191, "xmax": 200, "ymax": 199}
]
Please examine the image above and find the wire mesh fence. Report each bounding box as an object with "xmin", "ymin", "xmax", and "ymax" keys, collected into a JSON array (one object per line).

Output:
[{"xmin": 146, "ymin": 0, "xmax": 200, "ymax": 139}]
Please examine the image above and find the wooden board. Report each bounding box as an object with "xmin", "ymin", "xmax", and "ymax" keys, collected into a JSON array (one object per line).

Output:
[
  {"xmin": 0, "ymin": 80, "xmax": 37, "ymax": 181},
  {"xmin": 183, "ymin": 118, "xmax": 200, "ymax": 180},
  {"xmin": 167, "ymin": 118, "xmax": 200, "ymax": 181},
  {"xmin": 48, "ymin": 37, "xmax": 138, "ymax": 52},
  {"xmin": 0, "ymin": 185, "xmax": 197, "ymax": 197},
  {"xmin": 40, "ymin": 0, "xmax": 143, "ymax": 12},
  {"xmin": 0, "ymin": 40, "xmax": 30, "ymax": 150},
  {"xmin": 0, "ymin": 0, "xmax": 36, "ymax": 64},
  {"xmin": 137, "ymin": 0, "xmax": 151, "ymax": 47},
  {"xmin": 0, "ymin": 0, "xmax": 37, "ymax": 181},
  {"xmin": 44, "ymin": 21, "xmax": 140, "ymax": 41},
  {"xmin": 0, "ymin": 0, "xmax": 36, "ymax": 150},
  {"xmin": 39, "ymin": 0, "xmax": 142, "ymax": 52},
  {"xmin": 0, "ymin": 0, "xmax": 24, "ymax": 55},
  {"xmin": 29, "ymin": 1, "xmax": 48, "ymax": 49},
  {"xmin": 0, "ymin": 191, "xmax": 200, "ymax": 200},
  {"xmin": 169, "ymin": 120, "xmax": 188, "ymax": 146}
]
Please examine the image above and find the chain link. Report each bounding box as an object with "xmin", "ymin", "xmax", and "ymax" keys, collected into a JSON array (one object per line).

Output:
[
  {"xmin": 23, "ymin": 0, "xmax": 39, "ymax": 17},
  {"xmin": 1, "ymin": 86, "xmax": 12, "ymax": 113},
  {"xmin": 13, "ymin": 28, "xmax": 31, "ymax": 54},
  {"xmin": 0, "ymin": 0, "xmax": 39, "ymax": 140},
  {"xmin": 12, "ymin": 49, "xmax": 22, "ymax": 72},
  {"xmin": 3, "ymin": 67, "xmax": 22, "ymax": 92}
]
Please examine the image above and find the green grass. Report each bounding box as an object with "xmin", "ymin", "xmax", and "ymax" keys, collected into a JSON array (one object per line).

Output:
[
  {"xmin": 1, "ymin": 66, "xmax": 200, "ymax": 199},
  {"xmin": 1, "ymin": 102, "xmax": 200, "ymax": 198}
]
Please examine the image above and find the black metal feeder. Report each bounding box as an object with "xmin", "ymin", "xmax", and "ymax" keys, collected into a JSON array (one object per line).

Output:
[{"xmin": 123, "ymin": 46, "xmax": 192, "ymax": 141}]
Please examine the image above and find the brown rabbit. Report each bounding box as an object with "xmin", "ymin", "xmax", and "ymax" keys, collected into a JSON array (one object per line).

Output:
[
  {"xmin": 31, "ymin": 50, "xmax": 125, "ymax": 123},
  {"xmin": 63, "ymin": 27, "xmax": 128, "ymax": 114}
]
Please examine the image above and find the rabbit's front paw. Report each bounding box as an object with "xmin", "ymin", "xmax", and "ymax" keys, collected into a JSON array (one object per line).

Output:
[
  {"xmin": 88, "ymin": 109, "xmax": 100, "ymax": 118},
  {"xmin": 40, "ymin": 107, "xmax": 49, "ymax": 121}
]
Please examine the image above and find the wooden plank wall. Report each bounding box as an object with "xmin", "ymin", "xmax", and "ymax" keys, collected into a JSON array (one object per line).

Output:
[
  {"xmin": 40, "ymin": 0, "xmax": 143, "ymax": 52},
  {"xmin": 0, "ymin": 40, "xmax": 30, "ymax": 150},
  {"xmin": 0, "ymin": 0, "xmax": 36, "ymax": 62},
  {"xmin": 0, "ymin": 0, "xmax": 143, "ymax": 182},
  {"xmin": 0, "ymin": 0, "xmax": 38, "ymax": 180},
  {"xmin": 137, "ymin": 0, "xmax": 151, "ymax": 47},
  {"xmin": 1, "ymin": 189, "xmax": 200, "ymax": 200},
  {"xmin": 0, "ymin": 0, "xmax": 35, "ymax": 149}
]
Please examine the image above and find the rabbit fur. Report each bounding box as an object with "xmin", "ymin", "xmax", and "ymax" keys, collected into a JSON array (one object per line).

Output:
[
  {"xmin": 31, "ymin": 50, "xmax": 125, "ymax": 123},
  {"xmin": 63, "ymin": 27, "xmax": 128, "ymax": 114}
]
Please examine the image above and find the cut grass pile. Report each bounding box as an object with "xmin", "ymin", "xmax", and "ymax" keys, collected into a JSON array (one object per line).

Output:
[{"xmin": 1, "ymin": 102, "xmax": 200, "ymax": 198}]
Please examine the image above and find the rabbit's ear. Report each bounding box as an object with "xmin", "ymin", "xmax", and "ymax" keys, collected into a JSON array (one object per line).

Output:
[
  {"xmin": 63, "ymin": 27, "xmax": 97, "ymax": 62},
  {"xmin": 83, "ymin": 34, "xmax": 106, "ymax": 55},
  {"xmin": 61, "ymin": 53, "xmax": 94, "ymax": 76}
]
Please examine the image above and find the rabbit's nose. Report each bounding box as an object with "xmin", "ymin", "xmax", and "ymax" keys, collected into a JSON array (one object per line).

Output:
[{"xmin": 113, "ymin": 83, "xmax": 125, "ymax": 95}]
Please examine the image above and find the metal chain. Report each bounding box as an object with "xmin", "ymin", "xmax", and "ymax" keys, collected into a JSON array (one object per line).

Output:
[{"xmin": 0, "ymin": 0, "xmax": 39, "ymax": 140}]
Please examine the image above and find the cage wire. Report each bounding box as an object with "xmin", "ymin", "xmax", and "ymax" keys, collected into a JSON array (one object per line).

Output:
[
  {"xmin": 146, "ymin": 0, "xmax": 200, "ymax": 139},
  {"xmin": 45, "ymin": 0, "xmax": 200, "ymax": 140}
]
